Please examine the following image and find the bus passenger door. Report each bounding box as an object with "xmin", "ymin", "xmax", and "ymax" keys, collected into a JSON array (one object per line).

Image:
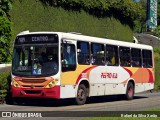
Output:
[
  {"xmin": 60, "ymin": 40, "xmax": 77, "ymax": 98},
  {"xmin": 61, "ymin": 41, "xmax": 77, "ymax": 84}
]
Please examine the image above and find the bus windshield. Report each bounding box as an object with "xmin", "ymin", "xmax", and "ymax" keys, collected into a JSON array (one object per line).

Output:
[{"xmin": 12, "ymin": 34, "xmax": 59, "ymax": 77}]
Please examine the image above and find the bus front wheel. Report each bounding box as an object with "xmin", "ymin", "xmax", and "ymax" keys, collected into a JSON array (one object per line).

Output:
[
  {"xmin": 75, "ymin": 84, "xmax": 87, "ymax": 105},
  {"xmin": 125, "ymin": 82, "xmax": 134, "ymax": 100}
]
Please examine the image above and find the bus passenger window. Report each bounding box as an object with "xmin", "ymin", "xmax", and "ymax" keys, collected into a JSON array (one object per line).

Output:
[
  {"xmin": 91, "ymin": 43, "xmax": 104, "ymax": 65},
  {"xmin": 119, "ymin": 47, "xmax": 131, "ymax": 67},
  {"xmin": 142, "ymin": 50, "xmax": 152, "ymax": 68},
  {"xmin": 131, "ymin": 48, "xmax": 142, "ymax": 67},
  {"xmin": 106, "ymin": 45, "xmax": 119, "ymax": 66},
  {"xmin": 77, "ymin": 41, "xmax": 90, "ymax": 65}
]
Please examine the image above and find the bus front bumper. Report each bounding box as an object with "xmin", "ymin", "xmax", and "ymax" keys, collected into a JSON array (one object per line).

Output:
[{"xmin": 11, "ymin": 86, "xmax": 60, "ymax": 99}]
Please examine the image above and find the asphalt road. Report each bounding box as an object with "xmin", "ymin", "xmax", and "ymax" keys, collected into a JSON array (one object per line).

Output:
[
  {"xmin": 0, "ymin": 92, "xmax": 160, "ymax": 120},
  {"xmin": 135, "ymin": 33, "xmax": 160, "ymax": 47}
]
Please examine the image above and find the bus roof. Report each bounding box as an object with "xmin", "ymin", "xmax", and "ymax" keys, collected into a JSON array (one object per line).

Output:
[{"xmin": 17, "ymin": 31, "xmax": 153, "ymax": 50}]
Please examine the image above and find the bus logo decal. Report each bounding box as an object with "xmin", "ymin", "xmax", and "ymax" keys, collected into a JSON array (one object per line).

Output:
[
  {"xmin": 76, "ymin": 66, "xmax": 97, "ymax": 84},
  {"xmin": 31, "ymin": 84, "xmax": 34, "ymax": 89},
  {"xmin": 81, "ymin": 73, "xmax": 87, "ymax": 78},
  {"xmin": 101, "ymin": 72, "xmax": 118, "ymax": 79}
]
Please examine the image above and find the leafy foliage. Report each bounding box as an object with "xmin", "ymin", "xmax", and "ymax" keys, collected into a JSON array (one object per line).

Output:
[
  {"xmin": 155, "ymin": 0, "xmax": 160, "ymax": 35},
  {"xmin": 133, "ymin": 0, "xmax": 147, "ymax": 32},
  {"xmin": 10, "ymin": 0, "xmax": 133, "ymax": 42},
  {"xmin": 39, "ymin": 0, "xmax": 144, "ymax": 28},
  {"xmin": 0, "ymin": 17, "xmax": 12, "ymax": 63},
  {"xmin": 0, "ymin": 0, "xmax": 12, "ymax": 63},
  {"xmin": 0, "ymin": 0, "xmax": 12, "ymax": 17},
  {"xmin": 154, "ymin": 47, "xmax": 160, "ymax": 90},
  {"xmin": 0, "ymin": 69, "xmax": 11, "ymax": 103},
  {"xmin": 155, "ymin": 26, "xmax": 160, "ymax": 36}
]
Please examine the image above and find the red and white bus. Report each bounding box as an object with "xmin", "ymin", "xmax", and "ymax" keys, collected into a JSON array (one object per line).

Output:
[{"xmin": 11, "ymin": 31, "xmax": 155, "ymax": 105}]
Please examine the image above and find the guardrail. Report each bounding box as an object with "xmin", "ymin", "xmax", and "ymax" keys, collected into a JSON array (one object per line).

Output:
[
  {"xmin": 0, "ymin": 64, "xmax": 11, "ymax": 73},
  {"xmin": 0, "ymin": 64, "xmax": 11, "ymax": 68}
]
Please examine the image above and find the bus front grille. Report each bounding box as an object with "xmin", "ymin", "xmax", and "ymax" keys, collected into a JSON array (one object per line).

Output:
[
  {"xmin": 22, "ymin": 85, "xmax": 44, "ymax": 88},
  {"xmin": 22, "ymin": 79, "xmax": 46, "ymax": 83},
  {"xmin": 24, "ymin": 90, "xmax": 41, "ymax": 94},
  {"xmin": 18, "ymin": 78, "xmax": 48, "ymax": 88}
]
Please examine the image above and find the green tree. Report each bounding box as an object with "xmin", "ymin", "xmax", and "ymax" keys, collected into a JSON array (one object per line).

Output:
[
  {"xmin": 0, "ymin": 0, "xmax": 12, "ymax": 63},
  {"xmin": 134, "ymin": 0, "xmax": 147, "ymax": 32},
  {"xmin": 0, "ymin": 17, "xmax": 12, "ymax": 63},
  {"xmin": 0, "ymin": 0, "xmax": 12, "ymax": 16}
]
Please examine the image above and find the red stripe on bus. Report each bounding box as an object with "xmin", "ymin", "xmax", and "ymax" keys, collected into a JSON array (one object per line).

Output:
[
  {"xmin": 76, "ymin": 66, "xmax": 97, "ymax": 84},
  {"xmin": 147, "ymin": 69, "xmax": 154, "ymax": 83},
  {"xmin": 123, "ymin": 67, "xmax": 133, "ymax": 77}
]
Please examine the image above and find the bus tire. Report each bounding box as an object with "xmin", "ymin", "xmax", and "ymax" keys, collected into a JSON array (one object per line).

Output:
[
  {"xmin": 75, "ymin": 84, "xmax": 87, "ymax": 105},
  {"xmin": 13, "ymin": 98, "xmax": 24, "ymax": 105},
  {"xmin": 125, "ymin": 82, "xmax": 134, "ymax": 100},
  {"xmin": 5, "ymin": 92, "xmax": 14, "ymax": 105}
]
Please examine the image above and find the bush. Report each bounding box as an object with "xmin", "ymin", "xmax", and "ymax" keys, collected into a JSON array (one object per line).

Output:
[
  {"xmin": 0, "ymin": 69, "xmax": 11, "ymax": 103},
  {"xmin": 154, "ymin": 48, "xmax": 160, "ymax": 90},
  {"xmin": 0, "ymin": 16, "xmax": 12, "ymax": 63}
]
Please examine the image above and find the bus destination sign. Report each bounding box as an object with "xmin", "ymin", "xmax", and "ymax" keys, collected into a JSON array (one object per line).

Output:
[{"xmin": 15, "ymin": 34, "xmax": 58, "ymax": 44}]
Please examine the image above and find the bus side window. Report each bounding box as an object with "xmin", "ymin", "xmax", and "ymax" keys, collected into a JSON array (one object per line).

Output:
[
  {"xmin": 61, "ymin": 43, "xmax": 76, "ymax": 72},
  {"xmin": 91, "ymin": 43, "xmax": 104, "ymax": 65},
  {"xmin": 106, "ymin": 45, "xmax": 119, "ymax": 66},
  {"xmin": 77, "ymin": 41, "xmax": 90, "ymax": 65},
  {"xmin": 142, "ymin": 50, "xmax": 152, "ymax": 68},
  {"xmin": 131, "ymin": 48, "xmax": 142, "ymax": 67},
  {"xmin": 119, "ymin": 47, "xmax": 131, "ymax": 67}
]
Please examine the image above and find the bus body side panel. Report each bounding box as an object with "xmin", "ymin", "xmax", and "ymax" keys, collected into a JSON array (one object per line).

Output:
[
  {"xmin": 134, "ymin": 83, "xmax": 145, "ymax": 93},
  {"xmin": 60, "ymin": 65, "xmax": 155, "ymax": 98},
  {"xmin": 134, "ymin": 83, "xmax": 154, "ymax": 93},
  {"xmin": 60, "ymin": 85, "xmax": 76, "ymax": 98},
  {"xmin": 104, "ymin": 84, "xmax": 126, "ymax": 95},
  {"xmin": 128, "ymin": 67, "xmax": 154, "ymax": 93},
  {"xmin": 60, "ymin": 65, "xmax": 91, "ymax": 98},
  {"xmin": 144, "ymin": 83, "xmax": 154, "ymax": 91},
  {"xmin": 89, "ymin": 66, "xmax": 129, "ymax": 96}
]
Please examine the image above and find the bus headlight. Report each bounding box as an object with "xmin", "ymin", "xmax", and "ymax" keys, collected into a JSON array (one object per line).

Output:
[
  {"xmin": 12, "ymin": 80, "xmax": 20, "ymax": 88},
  {"xmin": 45, "ymin": 79, "xmax": 58, "ymax": 88},
  {"xmin": 45, "ymin": 81, "xmax": 55, "ymax": 88},
  {"xmin": 49, "ymin": 84, "xmax": 53, "ymax": 88}
]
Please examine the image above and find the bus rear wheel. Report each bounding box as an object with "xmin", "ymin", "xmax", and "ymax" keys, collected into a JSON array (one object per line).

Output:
[
  {"xmin": 125, "ymin": 82, "xmax": 134, "ymax": 100},
  {"xmin": 75, "ymin": 84, "xmax": 87, "ymax": 105}
]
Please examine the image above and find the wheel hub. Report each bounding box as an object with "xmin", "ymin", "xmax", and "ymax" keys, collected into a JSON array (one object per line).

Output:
[
  {"xmin": 128, "ymin": 86, "xmax": 133, "ymax": 97},
  {"xmin": 78, "ymin": 89, "xmax": 85, "ymax": 100}
]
